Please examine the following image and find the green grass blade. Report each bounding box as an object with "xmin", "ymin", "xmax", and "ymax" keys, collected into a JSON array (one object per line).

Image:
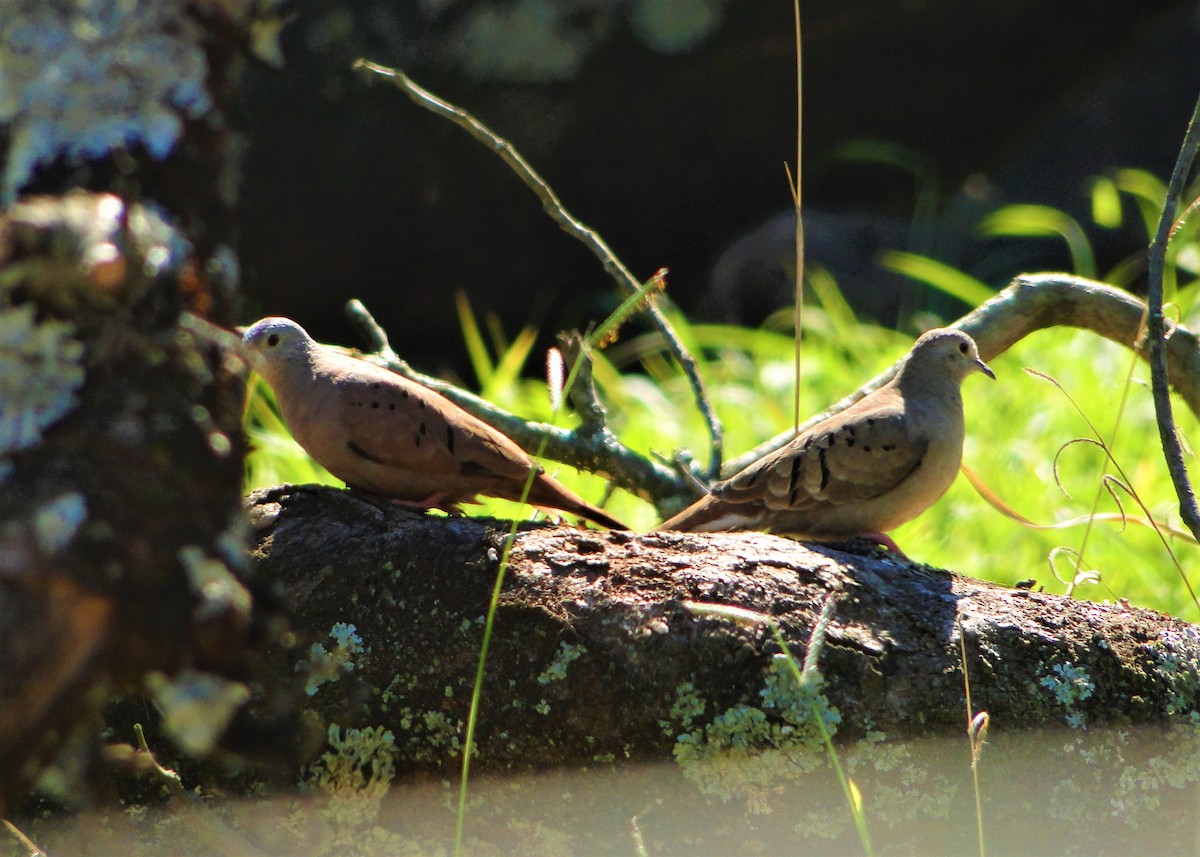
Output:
[
  {"xmin": 588, "ymin": 269, "xmax": 667, "ymax": 350},
  {"xmin": 1089, "ymin": 176, "xmax": 1123, "ymax": 229},
  {"xmin": 455, "ymin": 290, "xmax": 494, "ymax": 387},
  {"xmin": 807, "ymin": 265, "xmax": 859, "ymax": 340},
  {"xmin": 976, "ymin": 204, "xmax": 1096, "ymax": 278},
  {"xmin": 880, "ymin": 250, "xmax": 995, "ymax": 307},
  {"xmin": 1113, "ymin": 168, "xmax": 1167, "ymax": 239},
  {"xmin": 487, "ymin": 325, "xmax": 537, "ymax": 399}
]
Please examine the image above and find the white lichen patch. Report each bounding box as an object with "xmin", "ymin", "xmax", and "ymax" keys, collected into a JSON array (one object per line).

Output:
[
  {"xmin": 393, "ymin": 706, "xmax": 467, "ymax": 764},
  {"xmin": 304, "ymin": 623, "xmax": 365, "ymax": 696},
  {"xmin": 844, "ymin": 737, "xmax": 957, "ymax": 823},
  {"xmin": 1150, "ymin": 628, "xmax": 1200, "ymax": 717},
  {"xmin": 1041, "ymin": 720, "xmax": 1200, "ymax": 825},
  {"xmin": 673, "ymin": 654, "xmax": 842, "ymax": 810},
  {"xmin": 1040, "ymin": 662, "xmax": 1096, "ymax": 728},
  {"xmin": 660, "ymin": 681, "xmax": 707, "ymax": 738},
  {"xmin": 301, "ymin": 724, "xmax": 397, "ymax": 850},
  {"xmin": 0, "ymin": 304, "xmax": 86, "ymax": 455},
  {"xmin": 1, "ymin": 0, "xmax": 213, "ymax": 200},
  {"xmin": 1111, "ymin": 718, "xmax": 1200, "ymax": 820},
  {"xmin": 537, "ymin": 641, "xmax": 586, "ymax": 685},
  {"xmin": 145, "ymin": 668, "xmax": 251, "ymax": 756},
  {"xmin": 33, "ymin": 491, "xmax": 87, "ymax": 554}
]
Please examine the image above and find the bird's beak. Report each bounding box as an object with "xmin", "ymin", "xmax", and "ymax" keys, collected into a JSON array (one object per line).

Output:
[{"xmin": 976, "ymin": 358, "xmax": 996, "ymax": 380}]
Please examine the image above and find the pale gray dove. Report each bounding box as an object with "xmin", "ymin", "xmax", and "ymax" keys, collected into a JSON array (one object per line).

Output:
[
  {"xmin": 242, "ymin": 317, "xmax": 626, "ymax": 529},
  {"xmin": 657, "ymin": 328, "xmax": 994, "ymax": 549}
]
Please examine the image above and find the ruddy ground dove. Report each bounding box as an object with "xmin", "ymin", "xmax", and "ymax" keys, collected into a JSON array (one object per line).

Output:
[
  {"xmin": 657, "ymin": 328, "xmax": 994, "ymax": 548},
  {"xmin": 242, "ymin": 317, "xmax": 626, "ymax": 529}
]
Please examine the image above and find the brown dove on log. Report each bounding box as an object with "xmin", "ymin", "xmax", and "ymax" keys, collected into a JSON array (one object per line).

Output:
[
  {"xmin": 242, "ymin": 317, "xmax": 626, "ymax": 530},
  {"xmin": 657, "ymin": 328, "xmax": 994, "ymax": 550}
]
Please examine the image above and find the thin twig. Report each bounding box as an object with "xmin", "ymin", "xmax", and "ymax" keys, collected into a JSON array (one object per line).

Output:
[
  {"xmin": 956, "ymin": 615, "xmax": 987, "ymax": 857},
  {"xmin": 1146, "ymin": 91, "xmax": 1200, "ymax": 543},
  {"xmin": 790, "ymin": 0, "xmax": 805, "ymax": 438},
  {"xmin": 352, "ymin": 59, "xmax": 724, "ymax": 478},
  {"xmin": 556, "ymin": 331, "xmax": 609, "ymax": 434},
  {"xmin": 2, "ymin": 820, "xmax": 46, "ymax": 857},
  {"xmin": 122, "ymin": 724, "xmax": 271, "ymax": 857}
]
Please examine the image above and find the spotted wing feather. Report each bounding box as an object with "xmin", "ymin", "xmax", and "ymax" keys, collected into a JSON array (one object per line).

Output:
[
  {"xmin": 323, "ymin": 354, "xmax": 531, "ymax": 483},
  {"xmin": 714, "ymin": 398, "xmax": 927, "ymax": 513}
]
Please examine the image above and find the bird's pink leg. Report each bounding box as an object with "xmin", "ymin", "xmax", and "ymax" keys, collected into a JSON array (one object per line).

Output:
[
  {"xmin": 862, "ymin": 531, "xmax": 909, "ymax": 560},
  {"xmin": 386, "ymin": 492, "xmax": 466, "ymax": 515}
]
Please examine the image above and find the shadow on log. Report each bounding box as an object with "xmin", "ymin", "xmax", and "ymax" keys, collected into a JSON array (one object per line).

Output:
[{"xmin": 250, "ymin": 484, "xmax": 1200, "ymax": 774}]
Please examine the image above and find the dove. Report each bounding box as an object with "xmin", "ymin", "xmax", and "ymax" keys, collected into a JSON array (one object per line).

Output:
[
  {"xmin": 657, "ymin": 328, "xmax": 994, "ymax": 549},
  {"xmin": 242, "ymin": 317, "xmax": 626, "ymax": 530}
]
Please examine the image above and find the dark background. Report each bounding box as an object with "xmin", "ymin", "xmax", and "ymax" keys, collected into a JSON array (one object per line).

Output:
[{"xmin": 235, "ymin": 0, "xmax": 1200, "ymax": 373}]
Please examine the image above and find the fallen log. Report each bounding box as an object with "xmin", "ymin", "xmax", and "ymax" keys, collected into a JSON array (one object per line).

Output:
[{"xmin": 248, "ymin": 483, "xmax": 1200, "ymax": 775}]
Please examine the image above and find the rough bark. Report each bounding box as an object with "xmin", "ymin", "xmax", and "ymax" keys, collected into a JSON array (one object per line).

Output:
[
  {"xmin": 0, "ymin": 1, "xmax": 282, "ymax": 810},
  {"xmin": 249, "ymin": 484, "xmax": 1200, "ymax": 775}
]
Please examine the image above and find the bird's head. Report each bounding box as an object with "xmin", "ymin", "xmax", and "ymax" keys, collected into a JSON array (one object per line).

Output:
[
  {"xmin": 904, "ymin": 328, "xmax": 995, "ymax": 386},
  {"xmin": 241, "ymin": 316, "xmax": 315, "ymax": 378}
]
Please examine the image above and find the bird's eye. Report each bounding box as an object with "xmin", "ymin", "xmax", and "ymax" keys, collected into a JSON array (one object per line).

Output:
[
  {"xmin": 267, "ymin": 333, "xmax": 280, "ymax": 347},
  {"xmin": 958, "ymin": 342, "xmax": 968, "ymax": 354}
]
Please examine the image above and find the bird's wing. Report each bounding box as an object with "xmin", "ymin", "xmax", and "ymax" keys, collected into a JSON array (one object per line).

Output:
[
  {"xmin": 714, "ymin": 398, "xmax": 927, "ymax": 511},
  {"xmin": 328, "ymin": 360, "xmax": 532, "ymax": 482}
]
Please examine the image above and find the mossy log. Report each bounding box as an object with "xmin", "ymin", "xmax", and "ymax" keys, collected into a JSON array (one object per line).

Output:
[{"xmin": 249, "ymin": 484, "xmax": 1200, "ymax": 774}]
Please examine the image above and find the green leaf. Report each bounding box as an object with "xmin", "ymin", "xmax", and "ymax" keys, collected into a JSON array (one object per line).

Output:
[
  {"xmin": 879, "ymin": 250, "xmax": 994, "ymax": 307},
  {"xmin": 487, "ymin": 325, "xmax": 537, "ymax": 400},
  {"xmin": 977, "ymin": 204, "xmax": 1095, "ymax": 278},
  {"xmin": 806, "ymin": 265, "xmax": 858, "ymax": 340},
  {"xmin": 455, "ymin": 290, "xmax": 494, "ymax": 387},
  {"xmin": 1089, "ymin": 176, "xmax": 1123, "ymax": 229},
  {"xmin": 1113, "ymin": 168, "xmax": 1166, "ymax": 240}
]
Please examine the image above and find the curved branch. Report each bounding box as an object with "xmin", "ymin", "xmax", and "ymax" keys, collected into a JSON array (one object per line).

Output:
[{"xmin": 726, "ymin": 274, "xmax": 1200, "ymax": 475}]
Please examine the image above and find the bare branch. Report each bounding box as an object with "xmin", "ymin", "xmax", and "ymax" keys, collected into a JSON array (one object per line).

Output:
[
  {"xmin": 1146, "ymin": 92, "xmax": 1200, "ymax": 543},
  {"xmin": 352, "ymin": 59, "xmax": 724, "ymax": 478}
]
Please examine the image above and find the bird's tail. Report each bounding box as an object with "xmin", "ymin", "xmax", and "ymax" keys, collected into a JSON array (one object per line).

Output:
[
  {"xmin": 653, "ymin": 495, "xmax": 728, "ymax": 532},
  {"xmin": 526, "ymin": 474, "xmax": 628, "ymax": 531}
]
